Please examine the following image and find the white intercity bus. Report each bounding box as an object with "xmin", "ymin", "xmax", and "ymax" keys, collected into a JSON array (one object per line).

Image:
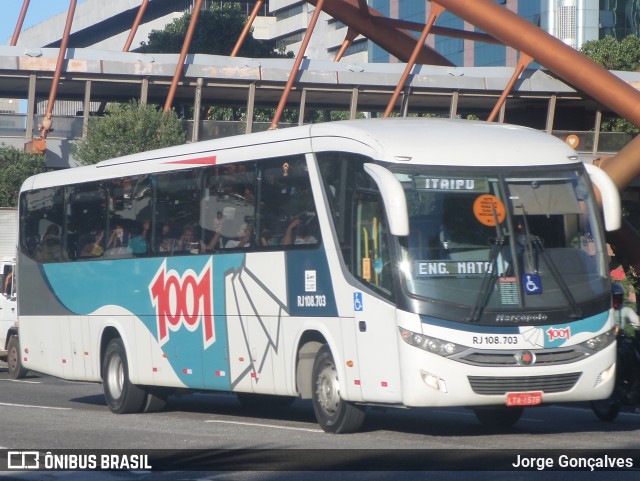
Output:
[{"xmin": 16, "ymin": 118, "xmax": 621, "ymax": 432}]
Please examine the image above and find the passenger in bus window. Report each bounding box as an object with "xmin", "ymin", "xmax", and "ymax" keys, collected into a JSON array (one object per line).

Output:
[
  {"xmin": 79, "ymin": 230, "xmax": 105, "ymax": 258},
  {"xmin": 157, "ymin": 222, "xmax": 176, "ymax": 254},
  {"xmin": 129, "ymin": 220, "xmax": 150, "ymax": 256},
  {"xmin": 201, "ymin": 212, "xmax": 225, "ymax": 252},
  {"xmin": 260, "ymin": 229, "xmax": 276, "ymax": 247},
  {"xmin": 106, "ymin": 224, "xmax": 129, "ymax": 255},
  {"xmin": 225, "ymin": 223, "xmax": 252, "ymax": 249},
  {"xmin": 175, "ymin": 226, "xmax": 199, "ymax": 254},
  {"xmin": 281, "ymin": 217, "xmax": 318, "ymax": 245},
  {"xmin": 202, "ymin": 229, "xmax": 223, "ymax": 252},
  {"xmin": 35, "ymin": 224, "xmax": 68, "ymax": 262}
]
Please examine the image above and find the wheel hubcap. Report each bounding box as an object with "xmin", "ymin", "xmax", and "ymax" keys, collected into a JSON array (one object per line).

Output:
[
  {"xmin": 316, "ymin": 362, "xmax": 340, "ymax": 415},
  {"xmin": 8, "ymin": 346, "xmax": 17, "ymax": 371},
  {"xmin": 106, "ymin": 355, "xmax": 124, "ymax": 400}
]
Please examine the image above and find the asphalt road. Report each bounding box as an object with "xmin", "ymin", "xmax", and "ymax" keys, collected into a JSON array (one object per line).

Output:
[{"xmin": 1, "ymin": 361, "xmax": 639, "ymax": 481}]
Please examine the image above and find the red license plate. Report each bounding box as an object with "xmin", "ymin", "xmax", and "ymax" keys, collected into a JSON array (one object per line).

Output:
[{"xmin": 506, "ymin": 391, "xmax": 543, "ymax": 406}]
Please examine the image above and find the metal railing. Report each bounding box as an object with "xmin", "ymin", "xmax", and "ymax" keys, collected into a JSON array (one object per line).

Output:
[{"xmin": 0, "ymin": 112, "xmax": 634, "ymax": 156}]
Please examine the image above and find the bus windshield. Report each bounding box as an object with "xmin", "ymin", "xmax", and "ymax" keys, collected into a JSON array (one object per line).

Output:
[{"xmin": 395, "ymin": 167, "xmax": 608, "ymax": 323}]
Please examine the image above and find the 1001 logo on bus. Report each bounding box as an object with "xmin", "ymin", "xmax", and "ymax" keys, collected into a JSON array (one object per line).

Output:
[{"xmin": 149, "ymin": 259, "xmax": 215, "ymax": 349}]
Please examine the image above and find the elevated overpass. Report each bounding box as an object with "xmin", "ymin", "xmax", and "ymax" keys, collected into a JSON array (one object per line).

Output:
[{"xmin": 0, "ymin": 45, "xmax": 638, "ymax": 168}]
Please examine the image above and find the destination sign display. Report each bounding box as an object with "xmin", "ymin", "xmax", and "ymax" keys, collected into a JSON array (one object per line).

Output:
[
  {"xmin": 415, "ymin": 260, "xmax": 493, "ymax": 277},
  {"xmin": 414, "ymin": 177, "xmax": 489, "ymax": 193}
]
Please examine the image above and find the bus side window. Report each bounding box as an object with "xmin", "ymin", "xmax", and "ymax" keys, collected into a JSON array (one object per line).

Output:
[
  {"xmin": 258, "ymin": 156, "xmax": 319, "ymax": 247},
  {"xmin": 200, "ymin": 164, "xmax": 256, "ymax": 252},
  {"xmin": 107, "ymin": 176, "xmax": 151, "ymax": 258},
  {"xmin": 20, "ymin": 186, "xmax": 66, "ymax": 262},
  {"xmin": 67, "ymin": 182, "xmax": 107, "ymax": 260},
  {"xmin": 153, "ymin": 169, "xmax": 202, "ymax": 256}
]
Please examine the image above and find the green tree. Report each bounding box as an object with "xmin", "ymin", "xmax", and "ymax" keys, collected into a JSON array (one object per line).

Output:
[
  {"xmin": 580, "ymin": 35, "xmax": 640, "ymax": 71},
  {"xmin": 580, "ymin": 35, "xmax": 640, "ymax": 134},
  {"xmin": 139, "ymin": 3, "xmax": 292, "ymax": 124},
  {"xmin": 0, "ymin": 144, "xmax": 48, "ymax": 207},
  {"xmin": 138, "ymin": 3, "xmax": 289, "ymax": 58},
  {"xmin": 73, "ymin": 100, "xmax": 185, "ymax": 165}
]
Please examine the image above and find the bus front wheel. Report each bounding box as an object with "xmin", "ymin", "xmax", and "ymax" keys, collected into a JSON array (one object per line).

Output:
[
  {"xmin": 590, "ymin": 398, "xmax": 620, "ymax": 422},
  {"xmin": 102, "ymin": 338, "xmax": 146, "ymax": 414},
  {"xmin": 7, "ymin": 336, "xmax": 27, "ymax": 380},
  {"xmin": 311, "ymin": 345, "xmax": 365, "ymax": 433}
]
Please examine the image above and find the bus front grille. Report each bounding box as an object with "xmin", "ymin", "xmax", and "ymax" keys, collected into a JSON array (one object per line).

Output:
[
  {"xmin": 467, "ymin": 372, "xmax": 581, "ymax": 395},
  {"xmin": 458, "ymin": 348, "xmax": 587, "ymax": 367}
]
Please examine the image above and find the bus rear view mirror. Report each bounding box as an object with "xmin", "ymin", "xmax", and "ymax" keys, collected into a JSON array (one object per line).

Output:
[
  {"xmin": 584, "ymin": 163, "xmax": 621, "ymax": 232},
  {"xmin": 364, "ymin": 163, "xmax": 409, "ymax": 236}
]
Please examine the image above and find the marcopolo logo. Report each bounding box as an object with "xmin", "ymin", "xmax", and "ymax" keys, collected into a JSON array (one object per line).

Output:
[{"xmin": 149, "ymin": 259, "xmax": 215, "ymax": 349}]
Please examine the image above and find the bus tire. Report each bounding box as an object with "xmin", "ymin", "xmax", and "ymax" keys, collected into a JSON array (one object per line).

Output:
[
  {"xmin": 7, "ymin": 336, "xmax": 27, "ymax": 380},
  {"xmin": 473, "ymin": 406, "xmax": 523, "ymax": 427},
  {"xmin": 311, "ymin": 345, "xmax": 365, "ymax": 433},
  {"xmin": 590, "ymin": 398, "xmax": 620, "ymax": 422},
  {"xmin": 102, "ymin": 338, "xmax": 146, "ymax": 414}
]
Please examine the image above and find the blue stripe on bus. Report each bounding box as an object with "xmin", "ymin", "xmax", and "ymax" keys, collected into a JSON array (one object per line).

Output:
[
  {"xmin": 41, "ymin": 255, "xmax": 245, "ymax": 389},
  {"xmin": 39, "ymin": 248, "xmax": 338, "ymax": 390},
  {"xmin": 421, "ymin": 311, "xmax": 609, "ymax": 348}
]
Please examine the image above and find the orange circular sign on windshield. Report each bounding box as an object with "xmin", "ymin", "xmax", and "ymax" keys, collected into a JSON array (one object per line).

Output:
[{"xmin": 473, "ymin": 194, "xmax": 506, "ymax": 226}]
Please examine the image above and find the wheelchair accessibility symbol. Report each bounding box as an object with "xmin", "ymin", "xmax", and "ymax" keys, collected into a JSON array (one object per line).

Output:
[
  {"xmin": 354, "ymin": 292, "xmax": 364, "ymax": 311},
  {"xmin": 522, "ymin": 273, "xmax": 542, "ymax": 295}
]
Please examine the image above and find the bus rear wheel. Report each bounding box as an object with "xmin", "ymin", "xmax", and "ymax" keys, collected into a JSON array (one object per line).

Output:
[
  {"xmin": 311, "ymin": 345, "xmax": 365, "ymax": 433},
  {"xmin": 102, "ymin": 338, "xmax": 146, "ymax": 414},
  {"xmin": 7, "ymin": 336, "xmax": 27, "ymax": 380}
]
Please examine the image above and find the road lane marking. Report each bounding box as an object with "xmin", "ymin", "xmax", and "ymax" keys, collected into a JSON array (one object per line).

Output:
[
  {"xmin": 0, "ymin": 379, "xmax": 42, "ymax": 384},
  {"xmin": 0, "ymin": 402, "xmax": 71, "ymax": 410},
  {"xmin": 206, "ymin": 419, "xmax": 322, "ymax": 432}
]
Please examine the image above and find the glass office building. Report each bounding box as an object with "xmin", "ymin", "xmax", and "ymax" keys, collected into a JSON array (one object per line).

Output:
[{"xmin": 369, "ymin": 1, "xmax": 640, "ymax": 67}]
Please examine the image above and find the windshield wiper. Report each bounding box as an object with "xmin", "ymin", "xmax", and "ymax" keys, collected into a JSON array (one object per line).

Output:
[
  {"xmin": 518, "ymin": 207, "xmax": 582, "ymax": 319},
  {"xmin": 466, "ymin": 206, "xmax": 505, "ymax": 322},
  {"xmin": 529, "ymin": 236, "xmax": 582, "ymax": 318}
]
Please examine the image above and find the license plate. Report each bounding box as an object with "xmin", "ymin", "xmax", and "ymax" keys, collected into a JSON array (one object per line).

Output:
[{"xmin": 506, "ymin": 391, "xmax": 543, "ymax": 406}]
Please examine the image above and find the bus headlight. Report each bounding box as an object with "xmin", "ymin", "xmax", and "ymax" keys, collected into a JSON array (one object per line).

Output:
[
  {"xmin": 399, "ymin": 327, "xmax": 466, "ymax": 357},
  {"xmin": 579, "ymin": 327, "xmax": 616, "ymax": 352}
]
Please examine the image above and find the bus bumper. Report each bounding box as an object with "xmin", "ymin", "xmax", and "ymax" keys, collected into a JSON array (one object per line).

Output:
[{"xmin": 398, "ymin": 340, "xmax": 616, "ymax": 408}]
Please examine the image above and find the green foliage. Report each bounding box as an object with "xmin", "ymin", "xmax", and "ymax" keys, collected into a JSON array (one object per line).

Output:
[
  {"xmin": 204, "ymin": 107, "xmax": 363, "ymax": 125},
  {"xmin": 0, "ymin": 144, "xmax": 48, "ymax": 207},
  {"xmin": 137, "ymin": 3, "xmax": 291, "ymax": 124},
  {"xmin": 138, "ymin": 3, "xmax": 289, "ymax": 58},
  {"xmin": 72, "ymin": 100, "xmax": 185, "ymax": 165},
  {"xmin": 580, "ymin": 35, "xmax": 640, "ymax": 71},
  {"xmin": 580, "ymin": 35, "xmax": 640, "ymax": 134},
  {"xmin": 600, "ymin": 118, "xmax": 640, "ymax": 134}
]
